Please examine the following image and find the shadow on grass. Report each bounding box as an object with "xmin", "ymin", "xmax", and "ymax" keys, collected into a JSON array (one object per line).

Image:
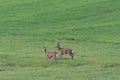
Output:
[
  {"xmin": 0, "ymin": 69, "xmax": 6, "ymax": 72},
  {"xmin": 103, "ymin": 63, "xmax": 120, "ymax": 68}
]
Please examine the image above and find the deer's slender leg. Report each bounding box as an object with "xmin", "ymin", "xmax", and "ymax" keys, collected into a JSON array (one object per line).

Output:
[{"xmin": 60, "ymin": 53, "xmax": 63, "ymax": 58}]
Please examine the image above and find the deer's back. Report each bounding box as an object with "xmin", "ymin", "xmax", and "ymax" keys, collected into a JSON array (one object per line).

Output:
[{"xmin": 60, "ymin": 48, "xmax": 72, "ymax": 54}]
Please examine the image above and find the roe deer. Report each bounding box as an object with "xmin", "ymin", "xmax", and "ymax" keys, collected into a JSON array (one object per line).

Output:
[
  {"xmin": 55, "ymin": 42, "xmax": 74, "ymax": 60},
  {"xmin": 43, "ymin": 47, "xmax": 57, "ymax": 61}
]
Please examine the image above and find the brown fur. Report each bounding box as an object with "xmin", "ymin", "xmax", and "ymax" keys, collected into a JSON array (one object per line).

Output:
[
  {"xmin": 55, "ymin": 42, "xmax": 74, "ymax": 59},
  {"xmin": 43, "ymin": 47, "xmax": 57, "ymax": 61}
]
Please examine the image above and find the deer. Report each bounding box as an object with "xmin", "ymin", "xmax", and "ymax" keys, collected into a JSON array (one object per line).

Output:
[
  {"xmin": 43, "ymin": 47, "xmax": 57, "ymax": 62},
  {"xmin": 55, "ymin": 42, "xmax": 74, "ymax": 60}
]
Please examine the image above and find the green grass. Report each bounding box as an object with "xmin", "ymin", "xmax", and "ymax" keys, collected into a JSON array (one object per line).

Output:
[{"xmin": 0, "ymin": 0, "xmax": 120, "ymax": 80}]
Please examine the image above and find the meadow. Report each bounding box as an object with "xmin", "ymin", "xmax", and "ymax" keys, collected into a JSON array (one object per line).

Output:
[{"xmin": 0, "ymin": 0, "xmax": 120, "ymax": 80}]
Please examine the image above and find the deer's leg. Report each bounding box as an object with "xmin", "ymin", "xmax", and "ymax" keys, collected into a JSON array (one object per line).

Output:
[
  {"xmin": 47, "ymin": 56, "xmax": 50, "ymax": 60},
  {"xmin": 71, "ymin": 55, "xmax": 73, "ymax": 60},
  {"xmin": 47, "ymin": 58, "xmax": 50, "ymax": 60},
  {"xmin": 60, "ymin": 53, "xmax": 63, "ymax": 59},
  {"xmin": 69, "ymin": 53, "xmax": 74, "ymax": 60},
  {"xmin": 54, "ymin": 56, "xmax": 57, "ymax": 62}
]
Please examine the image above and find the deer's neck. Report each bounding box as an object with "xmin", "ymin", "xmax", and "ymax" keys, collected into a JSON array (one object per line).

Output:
[
  {"xmin": 57, "ymin": 46, "xmax": 62, "ymax": 51},
  {"xmin": 44, "ymin": 49, "xmax": 47, "ymax": 53}
]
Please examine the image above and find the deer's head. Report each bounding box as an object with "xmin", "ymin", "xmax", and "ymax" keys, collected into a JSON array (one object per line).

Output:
[
  {"xmin": 43, "ymin": 47, "xmax": 46, "ymax": 52},
  {"xmin": 55, "ymin": 42, "xmax": 60, "ymax": 48}
]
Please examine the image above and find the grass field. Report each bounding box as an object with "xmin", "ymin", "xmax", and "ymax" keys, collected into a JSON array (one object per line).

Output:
[{"xmin": 0, "ymin": 0, "xmax": 120, "ymax": 80}]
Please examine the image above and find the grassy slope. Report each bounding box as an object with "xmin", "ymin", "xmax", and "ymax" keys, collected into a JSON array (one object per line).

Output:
[{"xmin": 0, "ymin": 0, "xmax": 120, "ymax": 80}]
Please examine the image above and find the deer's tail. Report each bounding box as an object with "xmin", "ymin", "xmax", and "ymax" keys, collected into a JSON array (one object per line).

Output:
[
  {"xmin": 72, "ymin": 50, "xmax": 74, "ymax": 56},
  {"xmin": 55, "ymin": 52, "xmax": 58, "ymax": 56}
]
